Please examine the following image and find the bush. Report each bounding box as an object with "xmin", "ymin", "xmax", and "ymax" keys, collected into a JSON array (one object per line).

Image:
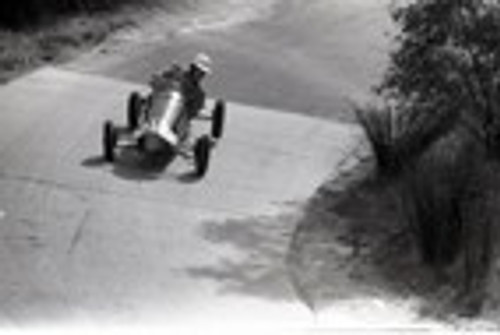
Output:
[
  {"xmin": 356, "ymin": 104, "xmax": 458, "ymax": 177},
  {"xmin": 355, "ymin": 106, "xmax": 398, "ymax": 175},
  {"xmin": 352, "ymin": 0, "xmax": 500, "ymax": 317},
  {"xmin": 397, "ymin": 133, "xmax": 479, "ymax": 267},
  {"xmin": 395, "ymin": 131, "xmax": 497, "ymax": 316},
  {"xmin": 379, "ymin": 0, "xmax": 500, "ymax": 159}
]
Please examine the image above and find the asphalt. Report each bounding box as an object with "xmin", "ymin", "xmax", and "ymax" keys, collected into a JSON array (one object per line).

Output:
[
  {"xmin": 0, "ymin": 67, "xmax": 362, "ymax": 329},
  {"xmin": 68, "ymin": 0, "xmax": 393, "ymax": 122}
]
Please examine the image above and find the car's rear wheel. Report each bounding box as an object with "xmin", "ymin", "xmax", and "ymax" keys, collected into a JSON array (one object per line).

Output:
[
  {"xmin": 194, "ymin": 135, "xmax": 212, "ymax": 177},
  {"xmin": 103, "ymin": 120, "xmax": 117, "ymax": 162},
  {"xmin": 211, "ymin": 99, "xmax": 226, "ymax": 139},
  {"xmin": 128, "ymin": 92, "xmax": 143, "ymax": 130}
]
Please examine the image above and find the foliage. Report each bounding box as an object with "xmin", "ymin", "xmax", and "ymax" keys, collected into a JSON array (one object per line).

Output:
[
  {"xmin": 397, "ymin": 133, "xmax": 480, "ymax": 268},
  {"xmin": 356, "ymin": 103, "xmax": 457, "ymax": 177},
  {"xmin": 380, "ymin": 0, "xmax": 500, "ymax": 155},
  {"xmin": 355, "ymin": 0, "xmax": 500, "ymax": 316}
]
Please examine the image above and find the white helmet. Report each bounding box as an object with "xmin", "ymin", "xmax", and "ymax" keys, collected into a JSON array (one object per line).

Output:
[{"xmin": 192, "ymin": 53, "xmax": 212, "ymax": 74}]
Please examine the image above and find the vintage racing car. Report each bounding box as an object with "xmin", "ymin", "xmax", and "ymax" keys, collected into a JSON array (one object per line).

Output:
[{"xmin": 102, "ymin": 67, "xmax": 226, "ymax": 178}]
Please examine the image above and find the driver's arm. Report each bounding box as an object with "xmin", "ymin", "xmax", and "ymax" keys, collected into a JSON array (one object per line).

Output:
[{"xmin": 183, "ymin": 81, "xmax": 206, "ymax": 118}]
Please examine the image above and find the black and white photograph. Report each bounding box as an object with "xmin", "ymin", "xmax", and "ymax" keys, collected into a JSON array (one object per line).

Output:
[{"xmin": 0, "ymin": 0, "xmax": 499, "ymax": 333}]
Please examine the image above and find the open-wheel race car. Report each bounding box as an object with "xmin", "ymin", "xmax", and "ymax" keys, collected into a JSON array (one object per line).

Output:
[{"xmin": 102, "ymin": 65, "xmax": 226, "ymax": 178}]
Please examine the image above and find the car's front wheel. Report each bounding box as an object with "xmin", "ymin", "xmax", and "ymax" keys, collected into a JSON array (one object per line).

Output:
[
  {"xmin": 194, "ymin": 135, "xmax": 212, "ymax": 177},
  {"xmin": 127, "ymin": 92, "xmax": 143, "ymax": 130},
  {"xmin": 103, "ymin": 120, "xmax": 117, "ymax": 162},
  {"xmin": 211, "ymin": 99, "xmax": 226, "ymax": 140}
]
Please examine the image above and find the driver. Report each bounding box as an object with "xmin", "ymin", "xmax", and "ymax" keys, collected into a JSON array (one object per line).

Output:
[
  {"xmin": 152, "ymin": 53, "xmax": 212, "ymax": 144},
  {"xmin": 182, "ymin": 53, "xmax": 212, "ymax": 119}
]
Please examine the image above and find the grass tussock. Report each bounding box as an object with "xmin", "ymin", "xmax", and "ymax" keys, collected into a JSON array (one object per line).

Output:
[
  {"xmin": 397, "ymin": 132, "xmax": 478, "ymax": 268},
  {"xmin": 396, "ymin": 134, "xmax": 500, "ymax": 317},
  {"xmin": 355, "ymin": 105, "xmax": 458, "ymax": 177}
]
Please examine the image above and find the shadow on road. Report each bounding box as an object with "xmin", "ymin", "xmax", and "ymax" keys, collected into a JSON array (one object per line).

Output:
[
  {"xmin": 111, "ymin": 147, "xmax": 174, "ymax": 181},
  {"xmin": 81, "ymin": 156, "xmax": 108, "ymax": 168},
  {"xmin": 176, "ymin": 171, "xmax": 202, "ymax": 184},
  {"xmin": 186, "ymin": 212, "xmax": 302, "ymax": 302},
  {"xmin": 81, "ymin": 148, "xmax": 203, "ymax": 183},
  {"xmin": 286, "ymin": 166, "xmax": 410, "ymax": 311}
]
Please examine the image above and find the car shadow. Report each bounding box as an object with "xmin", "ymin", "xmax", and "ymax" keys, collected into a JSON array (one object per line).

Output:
[
  {"xmin": 176, "ymin": 171, "xmax": 202, "ymax": 184},
  {"xmin": 81, "ymin": 147, "xmax": 206, "ymax": 183},
  {"xmin": 81, "ymin": 155, "xmax": 108, "ymax": 168},
  {"xmin": 110, "ymin": 146, "xmax": 175, "ymax": 181},
  {"xmin": 81, "ymin": 147, "xmax": 173, "ymax": 182}
]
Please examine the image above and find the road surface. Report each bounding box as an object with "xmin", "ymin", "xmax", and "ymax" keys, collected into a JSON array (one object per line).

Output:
[
  {"xmin": 69, "ymin": 0, "xmax": 393, "ymax": 121},
  {"xmin": 0, "ymin": 66, "xmax": 363, "ymax": 329},
  {"xmin": 0, "ymin": 0, "xmax": 398, "ymax": 331}
]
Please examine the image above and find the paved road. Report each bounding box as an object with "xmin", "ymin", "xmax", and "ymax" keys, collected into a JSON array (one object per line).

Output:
[
  {"xmin": 0, "ymin": 67, "xmax": 361, "ymax": 328},
  {"xmin": 70, "ymin": 0, "xmax": 392, "ymax": 122},
  {"xmin": 0, "ymin": 0, "xmax": 392, "ymax": 330}
]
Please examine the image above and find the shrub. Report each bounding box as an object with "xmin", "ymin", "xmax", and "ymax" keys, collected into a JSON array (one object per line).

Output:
[
  {"xmin": 380, "ymin": 0, "xmax": 500, "ymax": 158},
  {"xmin": 353, "ymin": 0, "xmax": 500, "ymax": 317},
  {"xmin": 396, "ymin": 132, "xmax": 479, "ymax": 267},
  {"xmin": 396, "ymin": 131, "xmax": 496, "ymax": 316},
  {"xmin": 355, "ymin": 106, "xmax": 399, "ymax": 176},
  {"xmin": 356, "ymin": 104, "xmax": 458, "ymax": 177}
]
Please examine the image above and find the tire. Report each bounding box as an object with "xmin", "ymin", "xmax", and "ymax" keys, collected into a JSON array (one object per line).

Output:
[
  {"xmin": 211, "ymin": 99, "xmax": 226, "ymax": 139},
  {"xmin": 127, "ymin": 92, "xmax": 143, "ymax": 130},
  {"xmin": 194, "ymin": 135, "xmax": 212, "ymax": 177},
  {"xmin": 103, "ymin": 120, "xmax": 117, "ymax": 162}
]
